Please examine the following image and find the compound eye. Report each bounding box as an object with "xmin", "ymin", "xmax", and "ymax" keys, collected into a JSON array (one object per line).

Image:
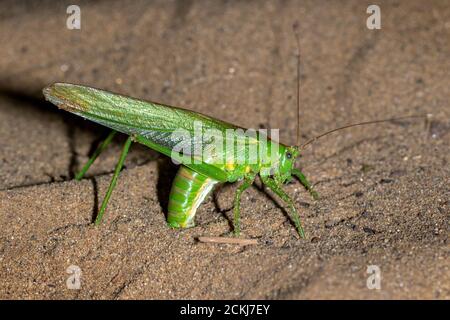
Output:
[{"xmin": 286, "ymin": 152, "xmax": 292, "ymax": 159}]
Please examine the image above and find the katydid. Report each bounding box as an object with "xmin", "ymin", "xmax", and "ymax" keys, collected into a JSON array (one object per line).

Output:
[
  {"xmin": 42, "ymin": 83, "xmax": 422, "ymax": 238},
  {"xmin": 42, "ymin": 25, "xmax": 424, "ymax": 238},
  {"xmin": 42, "ymin": 82, "xmax": 314, "ymax": 237}
]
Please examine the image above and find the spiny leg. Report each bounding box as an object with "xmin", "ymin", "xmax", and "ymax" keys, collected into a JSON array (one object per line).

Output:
[
  {"xmin": 292, "ymin": 168, "xmax": 319, "ymax": 200},
  {"xmin": 75, "ymin": 130, "xmax": 117, "ymax": 180},
  {"xmin": 261, "ymin": 175, "xmax": 305, "ymax": 238},
  {"xmin": 233, "ymin": 176, "xmax": 254, "ymax": 236},
  {"xmin": 95, "ymin": 136, "xmax": 132, "ymax": 225}
]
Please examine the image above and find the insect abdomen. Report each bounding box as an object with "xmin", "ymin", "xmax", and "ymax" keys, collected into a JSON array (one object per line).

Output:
[{"xmin": 167, "ymin": 166, "xmax": 218, "ymax": 228}]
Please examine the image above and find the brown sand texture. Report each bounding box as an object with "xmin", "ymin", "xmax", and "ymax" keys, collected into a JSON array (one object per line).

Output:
[{"xmin": 0, "ymin": 0, "xmax": 449, "ymax": 299}]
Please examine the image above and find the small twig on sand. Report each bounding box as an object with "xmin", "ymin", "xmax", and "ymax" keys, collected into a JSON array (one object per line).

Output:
[{"xmin": 197, "ymin": 236, "xmax": 258, "ymax": 246}]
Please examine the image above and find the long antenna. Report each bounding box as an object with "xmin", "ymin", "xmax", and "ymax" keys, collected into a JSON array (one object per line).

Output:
[
  {"xmin": 293, "ymin": 22, "xmax": 301, "ymax": 147},
  {"xmin": 300, "ymin": 115, "xmax": 427, "ymax": 149}
]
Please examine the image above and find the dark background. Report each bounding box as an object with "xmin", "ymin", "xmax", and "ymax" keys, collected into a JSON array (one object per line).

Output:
[{"xmin": 0, "ymin": 0, "xmax": 448, "ymax": 299}]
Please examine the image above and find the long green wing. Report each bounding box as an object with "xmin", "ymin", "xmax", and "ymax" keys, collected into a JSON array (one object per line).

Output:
[{"xmin": 43, "ymin": 83, "xmax": 265, "ymax": 181}]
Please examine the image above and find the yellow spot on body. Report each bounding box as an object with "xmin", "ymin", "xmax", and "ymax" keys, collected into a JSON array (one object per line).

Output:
[
  {"xmin": 226, "ymin": 162, "xmax": 235, "ymax": 171},
  {"xmin": 245, "ymin": 166, "xmax": 251, "ymax": 173}
]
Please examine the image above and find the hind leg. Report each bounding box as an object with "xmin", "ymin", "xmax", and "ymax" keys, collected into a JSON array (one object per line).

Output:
[
  {"xmin": 95, "ymin": 136, "xmax": 132, "ymax": 225},
  {"xmin": 75, "ymin": 130, "xmax": 117, "ymax": 180}
]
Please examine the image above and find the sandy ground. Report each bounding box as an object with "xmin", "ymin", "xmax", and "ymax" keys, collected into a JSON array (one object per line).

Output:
[{"xmin": 0, "ymin": 0, "xmax": 449, "ymax": 299}]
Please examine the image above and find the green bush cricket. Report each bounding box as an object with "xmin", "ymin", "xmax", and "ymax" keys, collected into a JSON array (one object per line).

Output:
[
  {"xmin": 43, "ymin": 81, "xmax": 316, "ymax": 238},
  {"xmin": 42, "ymin": 26, "xmax": 424, "ymax": 238}
]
